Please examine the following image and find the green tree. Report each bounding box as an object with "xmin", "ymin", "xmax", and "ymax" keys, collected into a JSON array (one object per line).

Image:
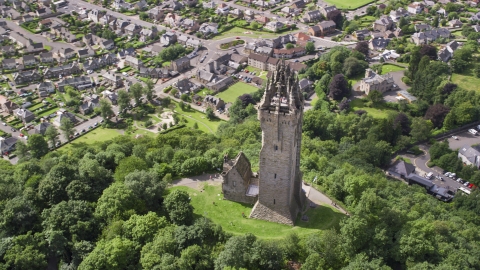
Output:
[
  {"xmin": 117, "ymin": 89, "xmax": 131, "ymax": 113},
  {"xmin": 205, "ymin": 107, "xmax": 215, "ymax": 120},
  {"xmin": 164, "ymin": 189, "xmax": 193, "ymax": 225},
  {"xmin": 4, "ymin": 232, "xmax": 47, "ymax": 270},
  {"xmin": 45, "ymin": 126, "xmax": 59, "ymax": 149},
  {"xmin": 410, "ymin": 118, "xmax": 433, "ymax": 142},
  {"xmin": 78, "ymin": 237, "xmax": 138, "ymax": 270},
  {"xmin": 59, "ymin": 117, "xmax": 75, "ymax": 141},
  {"xmin": 215, "ymin": 233, "xmax": 256, "ymax": 270},
  {"xmin": 114, "ymin": 156, "xmax": 148, "ymax": 182},
  {"xmin": 305, "ymin": 41, "xmax": 315, "ymax": 54},
  {"xmin": 285, "ymin": 43, "xmax": 294, "ymax": 49},
  {"xmin": 98, "ymin": 99, "xmax": 114, "ymax": 121},
  {"xmin": 143, "ymin": 79, "xmax": 155, "ymax": 100},
  {"xmin": 1, "ymin": 196, "xmax": 39, "ymax": 236},
  {"xmin": 124, "ymin": 170, "xmax": 167, "ymax": 210},
  {"xmin": 94, "ymin": 183, "xmax": 145, "ymax": 224},
  {"xmin": 130, "ymin": 83, "xmax": 144, "ymax": 105},
  {"xmin": 27, "ymin": 134, "xmax": 49, "ymax": 159},
  {"xmin": 14, "ymin": 140, "xmax": 29, "ymax": 158},
  {"xmin": 366, "ymin": 90, "xmax": 383, "ymax": 106}
]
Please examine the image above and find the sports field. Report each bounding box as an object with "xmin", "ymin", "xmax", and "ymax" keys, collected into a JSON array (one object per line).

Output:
[
  {"xmin": 324, "ymin": 0, "xmax": 374, "ymax": 9},
  {"xmin": 217, "ymin": 82, "xmax": 259, "ymax": 103}
]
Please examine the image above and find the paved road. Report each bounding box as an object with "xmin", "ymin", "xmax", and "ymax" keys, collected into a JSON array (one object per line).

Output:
[{"xmin": 445, "ymin": 129, "xmax": 480, "ymax": 151}]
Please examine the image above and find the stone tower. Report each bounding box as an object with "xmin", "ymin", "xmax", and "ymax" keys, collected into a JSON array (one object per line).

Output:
[{"xmin": 249, "ymin": 60, "xmax": 306, "ymax": 226}]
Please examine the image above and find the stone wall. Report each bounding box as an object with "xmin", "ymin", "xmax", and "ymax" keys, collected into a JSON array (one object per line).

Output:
[{"xmin": 249, "ymin": 201, "xmax": 295, "ymax": 226}]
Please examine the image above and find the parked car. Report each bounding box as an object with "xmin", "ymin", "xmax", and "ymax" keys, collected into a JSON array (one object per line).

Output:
[
  {"xmin": 464, "ymin": 181, "xmax": 470, "ymax": 186},
  {"xmin": 1, "ymin": 122, "xmax": 5, "ymax": 126},
  {"xmin": 81, "ymin": 129, "xmax": 86, "ymax": 133},
  {"xmin": 452, "ymin": 136, "xmax": 458, "ymax": 140},
  {"xmin": 468, "ymin": 129, "xmax": 478, "ymax": 135},
  {"xmin": 10, "ymin": 128, "xmax": 15, "ymax": 132},
  {"xmin": 19, "ymin": 133, "xmax": 24, "ymax": 137},
  {"xmin": 444, "ymin": 172, "xmax": 451, "ymax": 177}
]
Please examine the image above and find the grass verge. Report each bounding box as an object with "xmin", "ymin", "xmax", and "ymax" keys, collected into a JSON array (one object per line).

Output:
[
  {"xmin": 349, "ymin": 99, "xmax": 395, "ymax": 118},
  {"xmin": 217, "ymin": 82, "xmax": 258, "ymax": 103}
]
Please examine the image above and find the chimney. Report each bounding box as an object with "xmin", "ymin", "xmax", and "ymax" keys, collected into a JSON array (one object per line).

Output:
[{"xmin": 365, "ymin": 68, "xmax": 374, "ymax": 78}]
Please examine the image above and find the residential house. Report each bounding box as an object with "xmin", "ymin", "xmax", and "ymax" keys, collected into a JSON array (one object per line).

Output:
[
  {"xmin": 272, "ymin": 47, "xmax": 305, "ymax": 59},
  {"xmin": 35, "ymin": 7, "xmax": 52, "ymax": 18},
  {"xmin": 9, "ymin": 33, "xmax": 29, "ymax": 48},
  {"xmin": 160, "ymin": 31, "xmax": 177, "ymax": 46},
  {"xmin": 180, "ymin": 19, "xmax": 200, "ymax": 33},
  {"xmin": 359, "ymin": 68, "xmax": 395, "ymax": 95},
  {"xmin": 387, "ymin": 159, "xmax": 416, "ymax": 179},
  {"xmin": 102, "ymin": 70, "xmax": 123, "ymax": 87},
  {"xmin": 79, "ymin": 95, "xmax": 100, "ymax": 115},
  {"xmin": 411, "ymin": 28, "xmax": 450, "ymax": 45},
  {"xmin": 174, "ymin": 78, "xmax": 201, "ymax": 94},
  {"xmin": 186, "ymin": 38, "xmax": 200, "ymax": 47},
  {"xmin": 265, "ymin": 21, "xmax": 284, "ymax": 32},
  {"xmin": 30, "ymin": 122, "xmax": 51, "ymax": 135},
  {"xmin": 170, "ymin": 56, "xmax": 191, "ymax": 72},
  {"xmin": 77, "ymin": 47, "xmax": 95, "ymax": 58},
  {"xmin": 248, "ymin": 53, "xmax": 269, "ymax": 70},
  {"xmin": 124, "ymin": 24, "xmax": 142, "ymax": 37},
  {"xmin": 88, "ymin": 9, "xmax": 104, "ymax": 23},
  {"xmin": 125, "ymin": 55, "xmax": 142, "ymax": 69},
  {"xmin": 5, "ymin": 8, "xmax": 21, "ymax": 20},
  {"xmin": 0, "ymin": 95, "xmax": 18, "ymax": 113},
  {"xmin": 21, "ymin": 14, "xmax": 33, "ymax": 22},
  {"xmin": 373, "ymin": 15, "xmax": 394, "ymax": 32},
  {"xmin": 57, "ymin": 76, "xmax": 93, "ymax": 91},
  {"xmin": 318, "ymin": 4, "xmax": 337, "ymax": 17},
  {"xmin": 448, "ymin": 19, "xmax": 463, "ymax": 28},
  {"xmin": 134, "ymin": 0, "xmax": 148, "ymax": 10},
  {"xmin": 101, "ymin": 40, "xmax": 115, "ymax": 50},
  {"xmin": 0, "ymin": 137, "xmax": 17, "ymax": 155},
  {"xmin": 44, "ymin": 63, "xmax": 80, "ymax": 79},
  {"xmin": 113, "ymin": 0, "xmax": 132, "ymax": 10},
  {"xmin": 407, "ymin": 2, "xmax": 424, "ymax": 14},
  {"xmin": 139, "ymin": 67, "xmax": 170, "ymax": 78},
  {"xmin": 389, "ymin": 7, "xmax": 409, "ymax": 22},
  {"xmin": 437, "ymin": 40, "xmax": 460, "ymax": 62},
  {"xmin": 199, "ymin": 23, "xmax": 218, "ymax": 37},
  {"xmin": 294, "ymin": 32, "xmax": 310, "ymax": 46},
  {"xmin": 99, "ymin": 14, "xmax": 117, "ymax": 26},
  {"xmin": 159, "ymin": 0, "xmax": 184, "ymax": 11},
  {"xmin": 25, "ymin": 41, "xmax": 45, "ymax": 54},
  {"xmin": 308, "ymin": 20, "xmax": 336, "ymax": 37},
  {"xmin": 458, "ymin": 145, "xmax": 480, "ymax": 168},
  {"xmin": 13, "ymin": 108, "xmax": 35, "ymax": 123},
  {"xmin": 304, "ymin": 10, "xmax": 322, "ymax": 23},
  {"xmin": 298, "ymin": 78, "xmax": 313, "ymax": 93},
  {"xmin": 245, "ymin": 9, "xmax": 255, "ymax": 20},
  {"xmin": 437, "ymin": 8, "xmax": 448, "ymax": 18},
  {"xmin": 291, "ymin": 0, "xmax": 305, "ymax": 9},
  {"xmin": 147, "ymin": 7, "xmax": 165, "ymax": 21},
  {"xmin": 230, "ymin": 8, "xmax": 244, "ymax": 18},
  {"xmin": 203, "ymin": 1, "xmax": 215, "ymax": 9},
  {"xmin": 414, "ymin": 23, "xmax": 431, "ymax": 32},
  {"xmin": 111, "ymin": 19, "xmax": 130, "ymax": 33},
  {"xmin": 22, "ymin": 55, "xmax": 36, "ymax": 66},
  {"xmin": 204, "ymin": 95, "xmax": 225, "ymax": 110},
  {"xmin": 369, "ymin": 37, "xmax": 390, "ymax": 51},
  {"xmin": 473, "ymin": 25, "xmax": 480, "ymax": 32},
  {"xmin": 470, "ymin": 12, "xmax": 480, "ymax": 21},
  {"xmin": 38, "ymin": 81, "xmax": 55, "ymax": 93},
  {"xmin": 117, "ymin": 48, "xmax": 135, "ymax": 59},
  {"xmin": 39, "ymin": 52, "xmax": 54, "ymax": 63},
  {"xmin": 1, "ymin": 45, "xmax": 15, "ymax": 56},
  {"xmin": 183, "ymin": 0, "xmax": 198, "ymax": 7},
  {"xmin": 39, "ymin": 19, "xmax": 52, "ymax": 28},
  {"xmin": 208, "ymin": 76, "xmax": 234, "ymax": 92},
  {"xmin": 139, "ymin": 28, "xmax": 158, "ymax": 42},
  {"xmin": 2, "ymin": 58, "xmax": 16, "ymax": 69},
  {"xmin": 255, "ymin": 15, "xmax": 270, "ymax": 25},
  {"xmin": 52, "ymin": 111, "xmax": 78, "ymax": 127},
  {"xmin": 253, "ymin": 0, "xmax": 274, "ymax": 8},
  {"xmin": 216, "ymin": 3, "xmax": 230, "ymax": 15},
  {"xmin": 164, "ymin": 13, "xmax": 182, "ymax": 27},
  {"xmin": 57, "ymin": 48, "xmax": 76, "ymax": 59},
  {"xmin": 353, "ymin": 29, "xmax": 370, "ymax": 40},
  {"xmin": 14, "ymin": 70, "xmax": 42, "ymax": 84}
]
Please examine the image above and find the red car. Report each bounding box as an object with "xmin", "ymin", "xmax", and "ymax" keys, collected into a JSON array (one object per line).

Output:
[
  {"xmin": 19, "ymin": 133, "xmax": 24, "ymax": 137},
  {"xmin": 236, "ymin": 37, "xmax": 240, "ymax": 39}
]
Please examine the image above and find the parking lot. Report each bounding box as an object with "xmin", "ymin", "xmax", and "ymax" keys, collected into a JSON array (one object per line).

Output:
[{"xmin": 445, "ymin": 128, "xmax": 480, "ymax": 150}]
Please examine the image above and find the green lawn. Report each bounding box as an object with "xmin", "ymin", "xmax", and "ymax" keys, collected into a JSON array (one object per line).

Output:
[
  {"xmin": 349, "ymin": 99, "xmax": 395, "ymax": 118},
  {"xmin": 324, "ymin": 0, "xmax": 374, "ymax": 9},
  {"xmin": 37, "ymin": 107, "xmax": 59, "ymax": 117},
  {"xmin": 452, "ymin": 66, "xmax": 480, "ymax": 92},
  {"xmin": 217, "ymin": 82, "xmax": 259, "ymax": 103},
  {"xmin": 44, "ymin": 45, "xmax": 52, "ymax": 51},
  {"xmin": 173, "ymin": 103, "xmax": 223, "ymax": 134},
  {"xmin": 59, "ymin": 128, "xmax": 123, "ymax": 152},
  {"xmin": 169, "ymin": 185, "xmax": 345, "ymax": 239},
  {"xmin": 380, "ymin": 64, "xmax": 405, "ymax": 75},
  {"xmin": 213, "ymin": 27, "xmax": 278, "ymax": 40}
]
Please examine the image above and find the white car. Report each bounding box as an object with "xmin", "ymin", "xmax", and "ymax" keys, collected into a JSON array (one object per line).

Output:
[
  {"xmin": 452, "ymin": 136, "xmax": 458, "ymax": 140},
  {"xmin": 122, "ymin": 72, "xmax": 128, "ymax": 76},
  {"xmin": 1, "ymin": 122, "xmax": 5, "ymax": 126},
  {"xmin": 87, "ymin": 70, "xmax": 93, "ymax": 74},
  {"xmin": 468, "ymin": 129, "xmax": 478, "ymax": 135}
]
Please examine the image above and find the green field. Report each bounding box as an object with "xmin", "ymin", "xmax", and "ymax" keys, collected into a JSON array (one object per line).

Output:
[
  {"xmin": 173, "ymin": 102, "xmax": 223, "ymax": 134},
  {"xmin": 325, "ymin": 0, "xmax": 374, "ymax": 9},
  {"xmin": 213, "ymin": 27, "xmax": 278, "ymax": 40},
  {"xmin": 380, "ymin": 64, "xmax": 405, "ymax": 75},
  {"xmin": 59, "ymin": 128, "xmax": 124, "ymax": 152},
  {"xmin": 169, "ymin": 185, "xmax": 345, "ymax": 239},
  {"xmin": 452, "ymin": 67, "xmax": 480, "ymax": 92},
  {"xmin": 350, "ymin": 99, "xmax": 395, "ymax": 118},
  {"xmin": 217, "ymin": 82, "xmax": 259, "ymax": 103}
]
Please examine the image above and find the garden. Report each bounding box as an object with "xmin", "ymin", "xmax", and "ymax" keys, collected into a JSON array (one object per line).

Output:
[
  {"xmin": 324, "ymin": 0, "xmax": 374, "ymax": 9},
  {"xmin": 217, "ymin": 82, "xmax": 259, "ymax": 103},
  {"xmin": 219, "ymin": 39, "xmax": 245, "ymax": 50}
]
